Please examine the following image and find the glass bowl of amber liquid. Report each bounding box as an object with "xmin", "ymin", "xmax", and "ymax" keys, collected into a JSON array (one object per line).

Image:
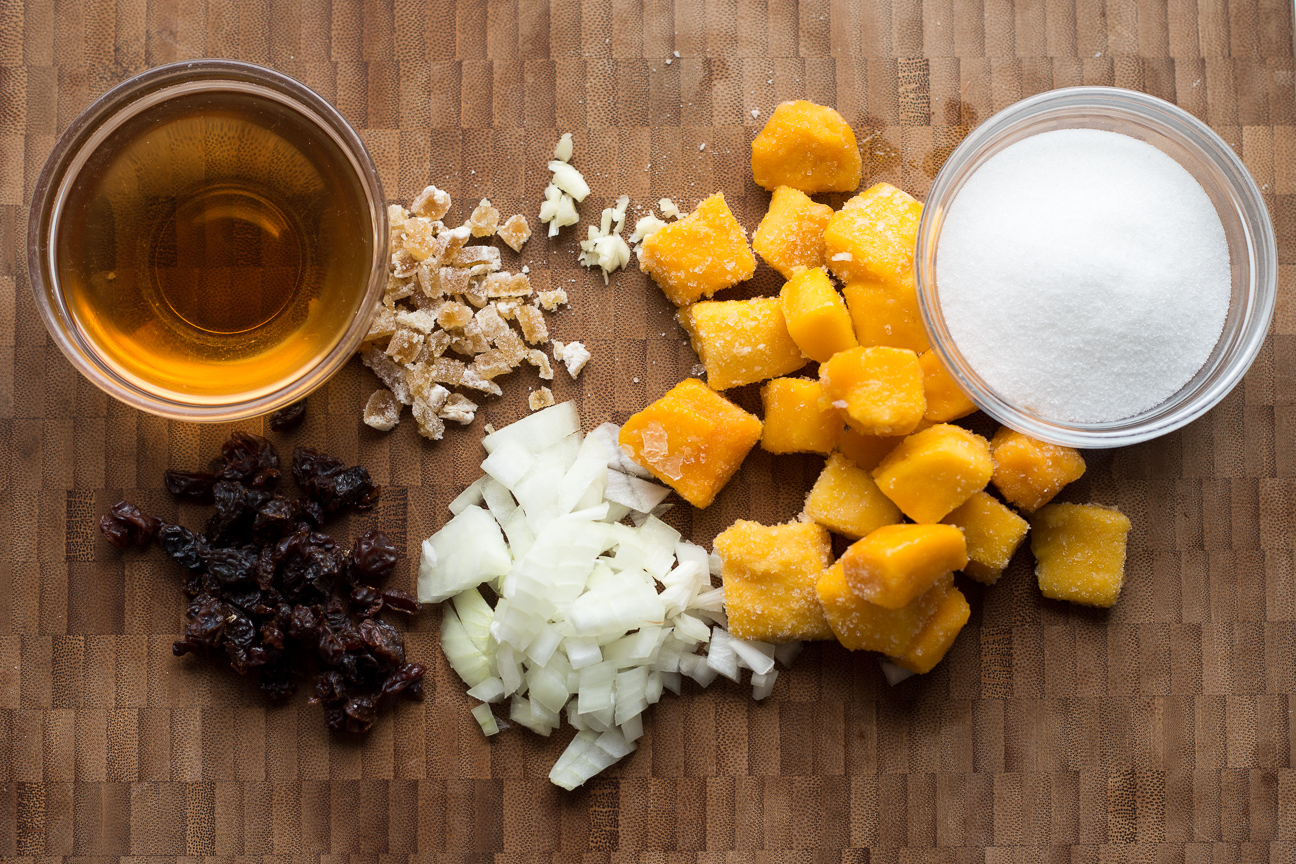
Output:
[{"xmin": 28, "ymin": 60, "xmax": 388, "ymax": 421}]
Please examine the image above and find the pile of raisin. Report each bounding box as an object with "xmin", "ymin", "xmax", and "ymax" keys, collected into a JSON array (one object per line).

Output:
[{"xmin": 99, "ymin": 432, "xmax": 425, "ymax": 734}]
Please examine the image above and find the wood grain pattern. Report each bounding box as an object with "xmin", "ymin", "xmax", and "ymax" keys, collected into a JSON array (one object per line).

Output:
[{"xmin": 1, "ymin": 0, "xmax": 1295, "ymax": 857}]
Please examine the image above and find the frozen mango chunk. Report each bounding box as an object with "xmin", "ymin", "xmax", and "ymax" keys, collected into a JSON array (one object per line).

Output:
[
  {"xmin": 942, "ymin": 491, "xmax": 1029, "ymax": 585},
  {"xmin": 1031, "ymin": 503, "xmax": 1131, "ymax": 608},
  {"xmin": 753, "ymin": 186, "xmax": 834, "ymax": 278},
  {"xmin": 873, "ymin": 423, "xmax": 993, "ymax": 523},
  {"xmin": 619, "ymin": 378, "xmax": 762, "ymax": 508},
  {"xmin": 714, "ymin": 519, "xmax": 835, "ymax": 642},
  {"xmin": 819, "ymin": 346, "xmax": 925, "ymax": 437},
  {"xmin": 835, "ymin": 427, "xmax": 898, "ymax": 471},
  {"xmin": 990, "ymin": 427, "xmax": 1087, "ymax": 512},
  {"xmin": 780, "ymin": 267, "xmax": 857, "ymax": 363},
  {"xmin": 841, "ymin": 523, "xmax": 968, "ymax": 609},
  {"xmin": 751, "ymin": 101, "xmax": 863, "ymax": 194},
  {"xmin": 760, "ymin": 378, "xmax": 842, "ymax": 455},
  {"xmin": 824, "ymin": 183, "xmax": 924, "ymax": 284},
  {"xmin": 918, "ymin": 350, "xmax": 976, "ymax": 422},
  {"xmin": 841, "ymin": 275, "xmax": 931, "ymax": 355},
  {"xmin": 816, "ymin": 561, "xmax": 953, "ymax": 655},
  {"xmin": 679, "ymin": 297, "xmax": 807, "ymax": 390},
  {"xmin": 805, "ymin": 452, "xmax": 903, "ymax": 539},
  {"xmin": 890, "ymin": 584, "xmax": 970, "ymax": 674},
  {"xmin": 639, "ymin": 192, "xmax": 757, "ymax": 306}
]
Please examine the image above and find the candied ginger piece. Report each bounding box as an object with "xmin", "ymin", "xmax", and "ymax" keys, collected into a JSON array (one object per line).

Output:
[
  {"xmin": 440, "ymin": 267, "xmax": 472, "ymax": 296},
  {"xmin": 496, "ymin": 329, "xmax": 529, "ymax": 365},
  {"xmin": 526, "ymin": 349, "xmax": 555, "ymax": 380},
  {"xmin": 751, "ymin": 101, "xmax": 862, "ymax": 194},
  {"xmin": 387, "ymin": 204, "xmax": 410, "ymax": 231},
  {"xmin": 395, "ymin": 309, "xmax": 438, "ymax": 334},
  {"xmin": 529, "ymin": 387, "xmax": 556, "ymax": 411},
  {"xmin": 361, "ymin": 347, "xmax": 412, "ymax": 404},
  {"xmin": 516, "ymin": 305, "xmax": 549, "ymax": 345},
  {"xmin": 437, "ymin": 302, "xmax": 474, "ymax": 330},
  {"xmin": 440, "ymin": 393, "xmax": 478, "ymax": 424},
  {"xmin": 385, "ymin": 329, "xmax": 424, "ymax": 365},
  {"xmin": 537, "ymin": 288, "xmax": 569, "ymax": 311},
  {"xmin": 552, "ymin": 340, "xmax": 591, "ymax": 379},
  {"xmin": 363, "ymin": 389, "xmax": 402, "ymax": 432},
  {"xmin": 411, "ymin": 185, "xmax": 451, "ymax": 220},
  {"xmin": 468, "ymin": 199, "xmax": 500, "ymax": 237},
  {"xmin": 494, "ymin": 298, "xmax": 523, "ymax": 319},
  {"xmin": 412, "ymin": 400, "xmax": 446, "ymax": 440},
  {"xmin": 450, "ymin": 245, "xmax": 502, "ymax": 271},
  {"xmin": 474, "ymin": 305, "xmax": 511, "ymax": 344},
  {"xmin": 483, "ymin": 272, "xmax": 532, "ymax": 298},
  {"xmin": 498, "ymin": 214, "xmax": 532, "ymax": 252},
  {"xmin": 430, "ymin": 357, "xmax": 465, "ymax": 386},
  {"xmin": 473, "ymin": 349, "xmax": 515, "ymax": 380},
  {"xmin": 639, "ymin": 192, "xmax": 757, "ymax": 306},
  {"xmin": 460, "ymin": 367, "xmax": 503, "ymax": 396},
  {"xmin": 365, "ymin": 307, "xmax": 400, "ymax": 343}
]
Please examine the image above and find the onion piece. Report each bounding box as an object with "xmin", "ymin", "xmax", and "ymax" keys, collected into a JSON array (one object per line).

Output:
[
  {"xmin": 440, "ymin": 605, "xmax": 494, "ymax": 688},
  {"xmin": 472, "ymin": 703, "xmax": 500, "ymax": 735},
  {"xmin": 418, "ymin": 505, "xmax": 511, "ymax": 603},
  {"xmin": 448, "ymin": 478, "xmax": 485, "ymax": 515},
  {"xmin": 481, "ymin": 400, "xmax": 580, "ymax": 455},
  {"xmin": 468, "ymin": 677, "xmax": 506, "ymax": 703}
]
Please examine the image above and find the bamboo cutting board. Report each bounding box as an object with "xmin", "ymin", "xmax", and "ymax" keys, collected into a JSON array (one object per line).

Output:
[{"xmin": 2, "ymin": 0, "xmax": 1295, "ymax": 858}]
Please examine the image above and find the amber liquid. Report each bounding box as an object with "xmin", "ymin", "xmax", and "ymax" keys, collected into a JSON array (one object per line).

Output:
[{"xmin": 57, "ymin": 89, "xmax": 372, "ymax": 403}]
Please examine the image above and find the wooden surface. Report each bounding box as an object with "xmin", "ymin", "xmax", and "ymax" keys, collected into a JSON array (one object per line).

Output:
[{"xmin": 3, "ymin": 0, "xmax": 1296, "ymax": 858}]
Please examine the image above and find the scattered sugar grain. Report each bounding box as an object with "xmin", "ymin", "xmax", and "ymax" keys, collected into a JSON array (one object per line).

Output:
[{"xmin": 936, "ymin": 128, "xmax": 1230, "ymax": 423}]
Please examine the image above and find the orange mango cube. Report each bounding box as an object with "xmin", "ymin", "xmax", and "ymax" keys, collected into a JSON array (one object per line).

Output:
[
  {"xmin": 824, "ymin": 183, "xmax": 924, "ymax": 284},
  {"xmin": 753, "ymin": 186, "xmax": 834, "ymax": 278},
  {"xmin": 751, "ymin": 101, "xmax": 863, "ymax": 194},
  {"xmin": 760, "ymin": 378, "xmax": 842, "ymax": 455},
  {"xmin": 942, "ymin": 490, "xmax": 1029, "ymax": 585},
  {"xmin": 841, "ymin": 276, "xmax": 932, "ymax": 355},
  {"xmin": 679, "ymin": 297, "xmax": 808, "ymax": 390},
  {"xmin": 1031, "ymin": 503, "xmax": 1132, "ymax": 608},
  {"xmin": 818, "ymin": 346, "xmax": 925, "ymax": 437},
  {"xmin": 619, "ymin": 378, "xmax": 762, "ymax": 508},
  {"xmin": 841, "ymin": 523, "xmax": 968, "ymax": 609},
  {"xmin": 816, "ymin": 561, "xmax": 954, "ymax": 655},
  {"xmin": 918, "ymin": 350, "xmax": 976, "ymax": 422},
  {"xmin": 780, "ymin": 266, "xmax": 857, "ymax": 363},
  {"xmin": 639, "ymin": 192, "xmax": 757, "ymax": 306},
  {"xmin": 804, "ymin": 452, "xmax": 903, "ymax": 540},
  {"xmin": 873, "ymin": 423, "xmax": 993, "ymax": 523},
  {"xmin": 890, "ymin": 585, "xmax": 971, "ymax": 674},
  {"xmin": 835, "ymin": 426, "xmax": 899, "ymax": 471},
  {"xmin": 714, "ymin": 519, "xmax": 835, "ymax": 642},
  {"xmin": 990, "ymin": 427, "xmax": 1087, "ymax": 512}
]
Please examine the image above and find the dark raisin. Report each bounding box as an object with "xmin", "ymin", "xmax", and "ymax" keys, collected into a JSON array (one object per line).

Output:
[
  {"xmin": 359, "ymin": 618, "xmax": 404, "ymax": 666},
  {"xmin": 349, "ymin": 530, "xmax": 399, "ymax": 583},
  {"xmin": 157, "ymin": 523, "xmax": 208, "ymax": 571},
  {"xmin": 382, "ymin": 662, "xmax": 427, "ymax": 698},
  {"xmin": 269, "ymin": 400, "xmax": 308, "ymax": 432},
  {"xmin": 381, "ymin": 588, "xmax": 420, "ymax": 615},
  {"xmin": 351, "ymin": 585, "xmax": 383, "ymax": 617},
  {"xmin": 164, "ymin": 470, "xmax": 216, "ymax": 501},
  {"xmin": 342, "ymin": 695, "xmax": 379, "ymax": 734},
  {"xmin": 99, "ymin": 501, "xmax": 161, "ymax": 549},
  {"xmin": 252, "ymin": 497, "xmax": 301, "ymax": 540}
]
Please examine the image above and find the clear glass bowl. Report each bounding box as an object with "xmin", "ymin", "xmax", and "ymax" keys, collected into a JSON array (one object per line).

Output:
[
  {"xmin": 28, "ymin": 60, "xmax": 388, "ymax": 422},
  {"xmin": 914, "ymin": 86, "xmax": 1276, "ymax": 448}
]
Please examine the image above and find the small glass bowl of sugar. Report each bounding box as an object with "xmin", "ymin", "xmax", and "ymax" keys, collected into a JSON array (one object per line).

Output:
[{"xmin": 915, "ymin": 86, "xmax": 1276, "ymax": 448}]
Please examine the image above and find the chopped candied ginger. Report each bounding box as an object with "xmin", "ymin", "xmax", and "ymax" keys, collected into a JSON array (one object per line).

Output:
[
  {"xmin": 552, "ymin": 341, "xmax": 590, "ymax": 379},
  {"xmin": 753, "ymin": 186, "xmax": 834, "ymax": 279},
  {"xmin": 528, "ymin": 387, "xmax": 556, "ymax": 411},
  {"xmin": 619, "ymin": 378, "xmax": 762, "ymax": 508},
  {"xmin": 714, "ymin": 520, "xmax": 834, "ymax": 643},
  {"xmin": 411, "ymin": 185, "xmax": 452, "ymax": 220},
  {"xmin": 990, "ymin": 427, "xmax": 1086, "ymax": 512},
  {"xmin": 516, "ymin": 305, "xmax": 549, "ymax": 345},
  {"xmin": 537, "ymin": 288, "xmax": 569, "ymax": 311},
  {"xmin": 441, "ymin": 393, "xmax": 478, "ymax": 425},
  {"xmin": 468, "ymin": 199, "xmax": 500, "ymax": 237},
  {"xmin": 751, "ymin": 101, "xmax": 863, "ymax": 194},
  {"xmin": 385, "ymin": 328, "xmax": 424, "ymax": 365},
  {"xmin": 526, "ymin": 350, "xmax": 555, "ymax": 380},
  {"xmin": 450, "ymin": 245, "xmax": 501, "ymax": 271},
  {"xmin": 639, "ymin": 192, "xmax": 757, "ymax": 307},
  {"xmin": 437, "ymin": 302, "xmax": 474, "ymax": 330},
  {"xmin": 1031, "ymin": 503, "xmax": 1131, "ymax": 608},
  {"xmin": 824, "ymin": 183, "xmax": 923, "ymax": 284},
  {"xmin": 498, "ymin": 214, "xmax": 532, "ymax": 251},
  {"xmin": 678, "ymin": 297, "xmax": 807, "ymax": 390},
  {"xmin": 363, "ymin": 389, "xmax": 402, "ymax": 432}
]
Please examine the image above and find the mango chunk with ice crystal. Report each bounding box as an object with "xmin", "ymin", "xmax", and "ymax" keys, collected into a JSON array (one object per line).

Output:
[
  {"xmin": 805, "ymin": 452, "xmax": 903, "ymax": 540},
  {"xmin": 890, "ymin": 584, "xmax": 971, "ymax": 674},
  {"xmin": 841, "ymin": 276, "xmax": 932, "ymax": 355},
  {"xmin": 816, "ymin": 561, "xmax": 953, "ymax": 655},
  {"xmin": 840, "ymin": 523, "xmax": 968, "ymax": 610},
  {"xmin": 639, "ymin": 192, "xmax": 757, "ymax": 306},
  {"xmin": 1030, "ymin": 503, "xmax": 1131, "ymax": 608},
  {"xmin": 818, "ymin": 346, "xmax": 925, "ymax": 437},
  {"xmin": 750, "ymin": 101, "xmax": 863, "ymax": 194},
  {"xmin": 990, "ymin": 427, "xmax": 1087, "ymax": 512},
  {"xmin": 679, "ymin": 297, "xmax": 808, "ymax": 390},
  {"xmin": 714, "ymin": 519, "xmax": 835, "ymax": 642},
  {"xmin": 619, "ymin": 378, "xmax": 762, "ymax": 508},
  {"xmin": 918, "ymin": 350, "xmax": 977, "ymax": 422},
  {"xmin": 824, "ymin": 183, "xmax": 924, "ymax": 285},
  {"xmin": 753, "ymin": 186, "xmax": 835, "ymax": 278},
  {"xmin": 780, "ymin": 267, "xmax": 858, "ymax": 363},
  {"xmin": 872, "ymin": 423, "xmax": 993, "ymax": 524},
  {"xmin": 942, "ymin": 491, "xmax": 1029, "ymax": 585},
  {"xmin": 760, "ymin": 378, "xmax": 842, "ymax": 455},
  {"xmin": 835, "ymin": 427, "xmax": 898, "ymax": 472}
]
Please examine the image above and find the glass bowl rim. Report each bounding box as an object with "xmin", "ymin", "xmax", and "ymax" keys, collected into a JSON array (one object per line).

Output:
[
  {"xmin": 26, "ymin": 58, "xmax": 388, "ymax": 422},
  {"xmin": 914, "ymin": 85, "xmax": 1277, "ymax": 449}
]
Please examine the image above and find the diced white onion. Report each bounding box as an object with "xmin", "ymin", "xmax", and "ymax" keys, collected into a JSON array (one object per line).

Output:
[{"xmin": 472, "ymin": 703, "xmax": 500, "ymax": 735}]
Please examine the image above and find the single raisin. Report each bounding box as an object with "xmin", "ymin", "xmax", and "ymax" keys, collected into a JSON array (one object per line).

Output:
[
  {"xmin": 349, "ymin": 530, "xmax": 399, "ymax": 584},
  {"xmin": 269, "ymin": 400, "xmax": 308, "ymax": 432},
  {"xmin": 164, "ymin": 470, "xmax": 216, "ymax": 501}
]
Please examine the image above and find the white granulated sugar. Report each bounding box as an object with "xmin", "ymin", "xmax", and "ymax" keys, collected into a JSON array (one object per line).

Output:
[{"xmin": 936, "ymin": 128, "xmax": 1230, "ymax": 423}]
